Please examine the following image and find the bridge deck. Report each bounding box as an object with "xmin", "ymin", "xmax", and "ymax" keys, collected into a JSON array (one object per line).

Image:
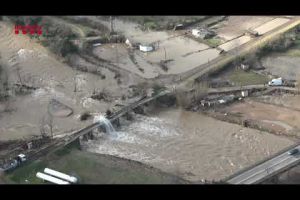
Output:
[{"xmin": 63, "ymin": 90, "xmax": 171, "ymax": 145}]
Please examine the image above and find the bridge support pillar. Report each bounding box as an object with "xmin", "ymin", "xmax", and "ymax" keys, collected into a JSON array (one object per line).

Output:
[
  {"xmin": 113, "ymin": 118, "xmax": 120, "ymax": 128},
  {"xmin": 88, "ymin": 131, "xmax": 94, "ymax": 140},
  {"xmin": 82, "ymin": 134, "xmax": 89, "ymax": 141},
  {"xmin": 78, "ymin": 137, "xmax": 82, "ymax": 150},
  {"xmin": 125, "ymin": 112, "xmax": 133, "ymax": 121},
  {"xmin": 133, "ymin": 106, "xmax": 144, "ymax": 115}
]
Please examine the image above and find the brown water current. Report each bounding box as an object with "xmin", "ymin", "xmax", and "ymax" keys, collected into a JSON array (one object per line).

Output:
[{"xmin": 84, "ymin": 107, "xmax": 294, "ymax": 182}]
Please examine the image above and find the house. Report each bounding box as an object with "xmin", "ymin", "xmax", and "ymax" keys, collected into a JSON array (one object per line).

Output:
[
  {"xmin": 240, "ymin": 64, "xmax": 250, "ymax": 71},
  {"xmin": 192, "ymin": 28, "xmax": 216, "ymax": 39}
]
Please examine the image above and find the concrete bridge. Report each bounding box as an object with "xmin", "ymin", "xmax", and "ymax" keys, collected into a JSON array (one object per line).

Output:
[
  {"xmin": 58, "ymin": 90, "xmax": 171, "ymax": 146},
  {"xmin": 8, "ymin": 90, "xmax": 172, "ymax": 164}
]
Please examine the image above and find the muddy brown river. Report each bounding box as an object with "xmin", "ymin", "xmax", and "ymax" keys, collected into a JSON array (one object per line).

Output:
[{"xmin": 83, "ymin": 107, "xmax": 294, "ymax": 182}]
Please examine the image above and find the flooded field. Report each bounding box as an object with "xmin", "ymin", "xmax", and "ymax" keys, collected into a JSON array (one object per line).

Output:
[
  {"xmin": 83, "ymin": 107, "xmax": 293, "ymax": 182},
  {"xmin": 93, "ymin": 36, "xmax": 220, "ymax": 77},
  {"xmin": 144, "ymin": 36, "xmax": 220, "ymax": 74},
  {"xmin": 0, "ymin": 22, "xmax": 124, "ymax": 140},
  {"xmin": 90, "ymin": 17, "xmax": 222, "ymax": 77},
  {"xmin": 93, "ymin": 43, "xmax": 162, "ymax": 78},
  {"xmin": 91, "ymin": 16, "xmax": 294, "ymax": 79}
]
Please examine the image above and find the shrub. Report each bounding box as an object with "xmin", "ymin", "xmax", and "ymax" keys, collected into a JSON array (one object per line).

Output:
[
  {"xmin": 80, "ymin": 112, "xmax": 92, "ymax": 121},
  {"xmin": 60, "ymin": 39, "xmax": 79, "ymax": 57},
  {"xmin": 152, "ymin": 83, "xmax": 166, "ymax": 96}
]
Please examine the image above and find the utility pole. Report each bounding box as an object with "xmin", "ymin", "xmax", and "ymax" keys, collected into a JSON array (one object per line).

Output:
[
  {"xmin": 74, "ymin": 67, "xmax": 78, "ymax": 93},
  {"xmin": 16, "ymin": 65, "xmax": 23, "ymax": 85},
  {"xmin": 110, "ymin": 16, "xmax": 114, "ymax": 35}
]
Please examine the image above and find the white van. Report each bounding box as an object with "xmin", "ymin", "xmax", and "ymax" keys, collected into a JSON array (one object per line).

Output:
[{"xmin": 268, "ymin": 78, "xmax": 283, "ymax": 86}]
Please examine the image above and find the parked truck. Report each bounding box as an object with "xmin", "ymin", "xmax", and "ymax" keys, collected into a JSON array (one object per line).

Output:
[{"xmin": 0, "ymin": 154, "xmax": 27, "ymax": 172}]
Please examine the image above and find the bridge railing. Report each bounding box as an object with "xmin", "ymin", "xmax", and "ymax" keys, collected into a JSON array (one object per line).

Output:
[{"xmin": 223, "ymin": 141, "xmax": 300, "ymax": 183}]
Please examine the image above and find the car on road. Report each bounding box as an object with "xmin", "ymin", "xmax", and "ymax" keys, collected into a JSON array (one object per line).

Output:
[{"xmin": 288, "ymin": 148, "xmax": 299, "ymax": 155}]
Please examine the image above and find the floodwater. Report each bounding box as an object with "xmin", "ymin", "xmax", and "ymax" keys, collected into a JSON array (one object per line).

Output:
[
  {"xmin": 84, "ymin": 107, "xmax": 293, "ymax": 182},
  {"xmin": 93, "ymin": 44, "xmax": 161, "ymax": 78},
  {"xmin": 0, "ymin": 22, "xmax": 123, "ymax": 140},
  {"xmin": 93, "ymin": 36, "xmax": 220, "ymax": 77},
  {"xmin": 92, "ymin": 17, "xmax": 221, "ymax": 77},
  {"xmin": 144, "ymin": 36, "xmax": 220, "ymax": 75}
]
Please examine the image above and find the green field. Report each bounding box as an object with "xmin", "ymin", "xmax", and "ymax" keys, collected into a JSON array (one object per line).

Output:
[
  {"xmin": 2, "ymin": 142, "xmax": 187, "ymax": 184},
  {"xmin": 205, "ymin": 38, "xmax": 224, "ymax": 47},
  {"xmin": 229, "ymin": 69, "xmax": 269, "ymax": 86}
]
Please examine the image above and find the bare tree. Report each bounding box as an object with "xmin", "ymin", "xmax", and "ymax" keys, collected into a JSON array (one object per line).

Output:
[
  {"xmin": 73, "ymin": 67, "xmax": 78, "ymax": 93},
  {"xmin": 0, "ymin": 64, "xmax": 13, "ymax": 112},
  {"xmin": 39, "ymin": 116, "xmax": 47, "ymax": 138},
  {"xmin": 110, "ymin": 16, "xmax": 115, "ymax": 34},
  {"xmin": 15, "ymin": 65, "xmax": 23, "ymax": 85},
  {"xmin": 40, "ymin": 109, "xmax": 54, "ymax": 139},
  {"xmin": 47, "ymin": 110, "xmax": 54, "ymax": 139},
  {"xmin": 0, "ymin": 64, "xmax": 9, "ymax": 100},
  {"xmin": 47, "ymin": 104, "xmax": 54, "ymax": 139},
  {"xmin": 297, "ymin": 74, "xmax": 300, "ymax": 93},
  {"xmin": 163, "ymin": 47, "xmax": 167, "ymax": 60}
]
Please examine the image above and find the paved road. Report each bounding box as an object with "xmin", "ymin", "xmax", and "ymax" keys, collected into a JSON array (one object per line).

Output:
[{"xmin": 227, "ymin": 146, "xmax": 300, "ymax": 184}]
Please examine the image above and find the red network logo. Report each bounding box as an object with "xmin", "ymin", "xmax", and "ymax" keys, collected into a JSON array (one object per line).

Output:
[{"xmin": 15, "ymin": 25, "xmax": 43, "ymax": 35}]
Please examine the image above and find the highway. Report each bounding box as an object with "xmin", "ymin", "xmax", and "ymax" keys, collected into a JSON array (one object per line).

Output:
[{"xmin": 227, "ymin": 145, "xmax": 300, "ymax": 184}]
